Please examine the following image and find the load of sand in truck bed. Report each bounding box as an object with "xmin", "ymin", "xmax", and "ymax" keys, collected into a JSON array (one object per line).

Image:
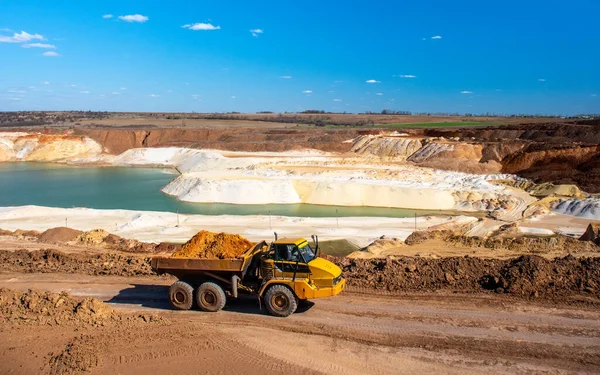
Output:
[{"xmin": 171, "ymin": 230, "xmax": 254, "ymax": 259}]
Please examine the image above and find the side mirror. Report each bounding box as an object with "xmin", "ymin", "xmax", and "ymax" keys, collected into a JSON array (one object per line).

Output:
[{"xmin": 274, "ymin": 232, "xmax": 278, "ymax": 241}]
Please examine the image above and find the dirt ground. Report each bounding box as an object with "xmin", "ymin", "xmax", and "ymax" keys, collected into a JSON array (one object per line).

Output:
[
  {"xmin": 1, "ymin": 231, "xmax": 599, "ymax": 374},
  {"xmin": 1, "ymin": 272, "xmax": 599, "ymax": 374}
]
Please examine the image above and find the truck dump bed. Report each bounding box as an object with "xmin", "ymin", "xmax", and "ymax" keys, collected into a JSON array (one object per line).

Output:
[{"xmin": 151, "ymin": 241, "xmax": 267, "ymax": 277}]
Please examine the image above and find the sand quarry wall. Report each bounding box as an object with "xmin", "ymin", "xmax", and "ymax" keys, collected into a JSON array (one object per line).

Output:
[
  {"xmin": 74, "ymin": 122, "xmax": 600, "ymax": 192},
  {"xmin": 3, "ymin": 120, "xmax": 600, "ymax": 191}
]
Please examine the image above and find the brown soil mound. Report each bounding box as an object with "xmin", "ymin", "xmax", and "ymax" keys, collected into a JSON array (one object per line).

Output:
[
  {"xmin": 8, "ymin": 226, "xmax": 179, "ymax": 254},
  {"xmin": 13, "ymin": 229, "xmax": 41, "ymax": 239},
  {"xmin": 172, "ymin": 230, "xmax": 253, "ymax": 259},
  {"xmin": 0, "ymin": 249, "xmax": 155, "ymax": 277},
  {"xmin": 331, "ymin": 255, "xmax": 600, "ymax": 300},
  {"xmin": 49, "ymin": 334, "xmax": 100, "ymax": 374},
  {"xmin": 404, "ymin": 230, "xmax": 599, "ymax": 254},
  {"xmin": 0, "ymin": 288, "xmax": 161, "ymax": 326},
  {"xmin": 38, "ymin": 227, "xmax": 83, "ymax": 244}
]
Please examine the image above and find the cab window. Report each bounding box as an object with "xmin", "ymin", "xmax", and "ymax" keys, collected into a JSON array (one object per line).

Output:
[{"xmin": 275, "ymin": 244, "xmax": 301, "ymax": 262}]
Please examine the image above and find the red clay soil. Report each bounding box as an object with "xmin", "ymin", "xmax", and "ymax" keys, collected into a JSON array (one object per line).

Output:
[{"xmin": 172, "ymin": 230, "xmax": 253, "ymax": 259}]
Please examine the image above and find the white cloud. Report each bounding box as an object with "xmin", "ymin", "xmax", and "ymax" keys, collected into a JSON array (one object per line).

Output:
[
  {"xmin": 398, "ymin": 74, "xmax": 416, "ymax": 78},
  {"xmin": 333, "ymin": 99, "xmax": 342, "ymax": 102},
  {"xmin": 431, "ymin": 35, "xmax": 442, "ymax": 39},
  {"xmin": 230, "ymin": 96, "xmax": 236, "ymax": 99},
  {"xmin": 112, "ymin": 91, "xmax": 121, "ymax": 95},
  {"xmin": 250, "ymin": 28, "xmax": 263, "ymax": 37},
  {"xmin": 7, "ymin": 89, "xmax": 25, "ymax": 93},
  {"xmin": 0, "ymin": 31, "xmax": 45, "ymax": 43},
  {"xmin": 68, "ymin": 84, "xmax": 77, "ymax": 87},
  {"xmin": 538, "ymin": 78, "xmax": 546, "ymax": 82},
  {"xmin": 22, "ymin": 43, "xmax": 56, "ymax": 49},
  {"xmin": 376, "ymin": 92, "xmax": 383, "ymax": 96},
  {"xmin": 9, "ymin": 97, "xmax": 22, "ymax": 101},
  {"xmin": 148, "ymin": 94, "xmax": 159, "ymax": 97},
  {"xmin": 280, "ymin": 75, "xmax": 292, "ymax": 79},
  {"xmin": 80, "ymin": 90, "xmax": 90, "ymax": 94},
  {"xmin": 120, "ymin": 87, "xmax": 126, "ymax": 90},
  {"xmin": 592, "ymin": 94, "xmax": 598, "ymax": 97},
  {"xmin": 460, "ymin": 90, "xmax": 473, "ymax": 94},
  {"xmin": 366, "ymin": 79, "xmax": 380, "ymax": 83},
  {"xmin": 302, "ymin": 90, "xmax": 312, "ymax": 94},
  {"xmin": 42, "ymin": 51, "xmax": 59, "ymax": 57},
  {"xmin": 103, "ymin": 14, "xmax": 114, "ymax": 19},
  {"xmin": 182, "ymin": 23, "xmax": 221, "ymax": 31},
  {"xmin": 43, "ymin": 81, "xmax": 50, "ymax": 85},
  {"xmin": 118, "ymin": 14, "xmax": 149, "ymax": 23}
]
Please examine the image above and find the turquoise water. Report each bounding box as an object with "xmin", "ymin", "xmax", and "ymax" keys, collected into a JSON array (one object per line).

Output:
[{"xmin": 0, "ymin": 162, "xmax": 446, "ymax": 218}]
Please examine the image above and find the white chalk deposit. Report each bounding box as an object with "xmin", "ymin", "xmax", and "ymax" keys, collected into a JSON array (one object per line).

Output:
[
  {"xmin": 105, "ymin": 146, "xmax": 533, "ymax": 215},
  {"xmin": 552, "ymin": 198, "xmax": 600, "ymax": 220}
]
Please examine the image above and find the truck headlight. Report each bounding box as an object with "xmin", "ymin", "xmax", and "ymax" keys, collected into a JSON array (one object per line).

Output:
[{"xmin": 333, "ymin": 275, "xmax": 343, "ymax": 286}]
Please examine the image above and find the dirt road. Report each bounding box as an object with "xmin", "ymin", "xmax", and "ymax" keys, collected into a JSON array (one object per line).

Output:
[{"xmin": 1, "ymin": 272, "xmax": 599, "ymax": 374}]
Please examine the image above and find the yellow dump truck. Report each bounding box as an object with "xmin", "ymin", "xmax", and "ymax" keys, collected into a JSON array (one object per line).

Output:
[{"xmin": 151, "ymin": 235, "xmax": 345, "ymax": 317}]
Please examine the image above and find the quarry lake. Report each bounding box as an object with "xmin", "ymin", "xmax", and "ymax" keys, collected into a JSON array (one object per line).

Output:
[{"xmin": 0, "ymin": 162, "xmax": 443, "ymax": 218}]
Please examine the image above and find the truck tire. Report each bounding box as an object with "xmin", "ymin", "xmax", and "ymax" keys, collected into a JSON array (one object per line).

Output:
[
  {"xmin": 169, "ymin": 281, "xmax": 194, "ymax": 310},
  {"xmin": 264, "ymin": 285, "xmax": 298, "ymax": 317},
  {"xmin": 196, "ymin": 282, "xmax": 226, "ymax": 312}
]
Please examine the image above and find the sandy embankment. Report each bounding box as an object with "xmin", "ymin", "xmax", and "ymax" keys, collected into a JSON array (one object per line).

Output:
[{"xmin": 0, "ymin": 206, "xmax": 477, "ymax": 246}]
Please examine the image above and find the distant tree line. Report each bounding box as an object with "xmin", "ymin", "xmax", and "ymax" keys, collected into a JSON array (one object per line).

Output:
[{"xmin": 0, "ymin": 110, "xmax": 110, "ymax": 127}]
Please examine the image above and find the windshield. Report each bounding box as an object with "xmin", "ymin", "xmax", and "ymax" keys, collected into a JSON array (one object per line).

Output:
[{"xmin": 298, "ymin": 243, "xmax": 316, "ymax": 263}]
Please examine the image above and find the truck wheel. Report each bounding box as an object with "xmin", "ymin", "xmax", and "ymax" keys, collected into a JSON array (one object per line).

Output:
[
  {"xmin": 264, "ymin": 285, "xmax": 298, "ymax": 317},
  {"xmin": 169, "ymin": 281, "xmax": 194, "ymax": 310},
  {"xmin": 196, "ymin": 282, "xmax": 226, "ymax": 312}
]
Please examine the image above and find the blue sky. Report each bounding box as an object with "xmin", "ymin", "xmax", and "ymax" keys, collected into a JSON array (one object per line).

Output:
[{"xmin": 1, "ymin": 0, "xmax": 599, "ymax": 115}]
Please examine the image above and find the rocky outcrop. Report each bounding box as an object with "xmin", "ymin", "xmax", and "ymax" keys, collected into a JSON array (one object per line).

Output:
[
  {"xmin": 350, "ymin": 135, "xmax": 423, "ymax": 160},
  {"xmin": 0, "ymin": 133, "xmax": 102, "ymax": 162}
]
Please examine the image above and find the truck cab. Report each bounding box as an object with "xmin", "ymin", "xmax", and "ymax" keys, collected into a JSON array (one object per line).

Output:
[{"xmin": 265, "ymin": 238, "xmax": 343, "ymax": 289}]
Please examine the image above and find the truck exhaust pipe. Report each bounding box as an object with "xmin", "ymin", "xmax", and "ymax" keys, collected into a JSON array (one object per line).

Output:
[{"xmin": 232, "ymin": 275, "xmax": 240, "ymax": 298}]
